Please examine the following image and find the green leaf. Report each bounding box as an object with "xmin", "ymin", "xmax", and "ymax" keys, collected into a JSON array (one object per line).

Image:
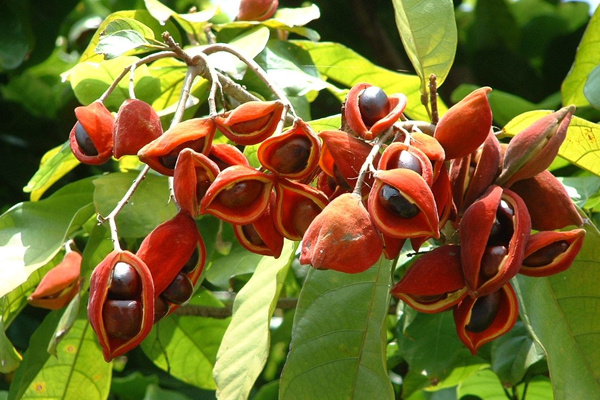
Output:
[
  {"xmin": 561, "ymin": 6, "xmax": 600, "ymax": 107},
  {"xmin": 515, "ymin": 376, "xmax": 555, "ymax": 400},
  {"xmin": 295, "ymin": 41, "xmax": 446, "ymax": 121},
  {"xmin": 279, "ymin": 257, "xmax": 394, "ymax": 400},
  {"xmin": 307, "ymin": 114, "xmax": 341, "ymax": 132},
  {"xmin": 8, "ymin": 308, "xmax": 111, "ymax": 400},
  {"xmin": 205, "ymin": 243, "xmax": 263, "ymax": 288},
  {"xmin": 111, "ymin": 371, "xmax": 159, "ymax": 400},
  {"xmin": 96, "ymin": 30, "xmax": 158, "ymax": 60},
  {"xmin": 457, "ymin": 368, "xmax": 508, "ymax": 400},
  {"xmin": 0, "ymin": 318, "xmax": 22, "ymax": 374},
  {"xmin": 93, "ymin": 172, "xmax": 177, "ymax": 238},
  {"xmin": 0, "ymin": 4, "xmax": 32, "ymax": 71},
  {"xmin": 502, "ymin": 111, "xmax": 600, "ymax": 177},
  {"xmin": 47, "ymin": 293, "xmax": 82, "ymax": 357},
  {"xmin": 391, "ymin": 0, "xmax": 457, "ymax": 94},
  {"xmin": 23, "ymin": 141, "xmax": 80, "ymax": 201},
  {"xmin": 144, "ymin": 384, "xmax": 192, "ymax": 400},
  {"xmin": 514, "ymin": 222, "xmax": 600, "ymax": 400},
  {"xmin": 0, "ymin": 179, "xmax": 95, "ymax": 298},
  {"xmin": 557, "ymin": 175, "xmax": 600, "ymax": 208},
  {"xmin": 584, "ymin": 64, "xmax": 600, "ymax": 109},
  {"xmin": 141, "ymin": 291, "xmax": 230, "ymax": 390},
  {"xmin": 213, "ymin": 241, "xmax": 297, "ymax": 400}
]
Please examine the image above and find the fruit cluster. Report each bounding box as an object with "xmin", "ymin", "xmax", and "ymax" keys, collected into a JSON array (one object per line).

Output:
[{"xmin": 67, "ymin": 76, "xmax": 583, "ymax": 358}]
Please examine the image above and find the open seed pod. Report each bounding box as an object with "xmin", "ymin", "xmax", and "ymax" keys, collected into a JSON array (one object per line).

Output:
[
  {"xmin": 200, "ymin": 165, "xmax": 274, "ymax": 225},
  {"xmin": 396, "ymin": 131, "xmax": 445, "ymax": 180},
  {"xmin": 392, "ymin": 245, "xmax": 467, "ymax": 313},
  {"xmin": 300, "ymin": 192, "xmax": 383, "ymax": 273},
  {"xmin": 88, "ymin": 250, "xmax": 155, "ymax": 361},
  {"xmin": 520, "ymin": 229, "xmax": 585, "ymax": 277},
  {"xmin": 208, "ymin": 143, "xmax": 250, "ymax": 170},
  {"xmin": 173, "ymin": 149, "xmax": 220, "ymax": 217},
  {"xmin": 113, "ymin": 99, "xmax": 163, "ymax": 158},
  {"xmin": 368, "ymin": 169, "xmax": 439, "ymax": 239},
  {"xmin": 138, "ymin": 117, "xmax": 216, "ymax": 176},
  {"xmin": 238, "ymin": 0, "xmax": 278, "ymax": 20},
  {"xmin": 215, "ymin": 100, "xmax": 284, "ymax": 145},
  {"xmin": 257, "ymin": 119, "xmax": 320, "ymax": 180},
  {"xmin": 28, "ymin": 250, "xmax": 81, "ymax": 310},
  {"xmin": 69, "ymin": 101, "xmax": 115, "ymax": 165},
  {"xmin": 273, "ymin": 179, "xmax": 329, "ymax": 241},
  {"xmin": 233, "ymin": 193, "xmax": 284, "ymax": 257},
  {"xmin": 344, "ymin": 83, "xmax": 407, "ymax": 140},
  {"xmin": 378, "ymin": 142, "xmax": 434, "ymax": 187},
  {"xmin": 454, "ymin": 283, "xmax": 519, "ymax": 354},
  {"xmin": 460, "ymin": 186, "xmax": 531, "ymax": 298}
]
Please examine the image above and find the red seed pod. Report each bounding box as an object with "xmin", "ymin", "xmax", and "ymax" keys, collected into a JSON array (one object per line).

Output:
[
  {"xmin": 208, "ymin": 143, "xmax": 250, "ymax": 170},
  {"xmin": 368, "ymin": 169, "xmax": 440, "ymax": 239},
  {"xmin": 113, "ymin": 99, "xmax": 163, "ymax": 159},
  {"xmin": 454, "ymin": 283, "xmax": 519, "ymax": 354},
  {"xmin": 434, "ymin": 87, "xmax": 492, "ymax": 160},
  {"xmin": 69, "ymin": 101, "xmax": 115, "ymax": 165},
  {"xmin": 215, "ymin": 101, "xmax": 285, "ymax": 145},
  {"xmin": 199, "ymin": 165, "xmax": 274, "ymax": 225},
  {"xmin": 344, "ymin": 83, "xmax": 408, "ymax": 140},
  {"xmin": 233, "ymin": 193, "xmax": 284, "ymax": 258},
  {"xmin": 88, "ymin": 250, "xmax": 155, "ymax": 362},
  {"xmin": 300, "ymin": 192, "xmax": 383, "ymax": 273},
  {"xmin": 381, "ymin": 235, "xmax": 406, "ymax": 260},
  {"xmin": 273, "ymin": 179, "xmax": 329, "ymax": 241},
  {"xmin": 173, "ymin": 149, "xmax": 221, "ymax": 217},
  {"xmin": 257, "ymin": 119, "xmax": 321, "ymax": 181},
  {"xmin": 394, "ymin": 131, "xmax": 446, "ymax": 180},
  {"xmin": 28, "ymin": 251, "xmax": 81, "ymax": 310},
  {"xmin": 520, "ymin": 229, "xmax": 585, "ymax": 277},
  {"xmin": 392, "ymin": 245, "xmax": 467, "ymax": 313},
  {"xmin": 378, "ymin": 142, "xmax": 434, "ymax": 187},
  {"xmin": 238, "ymin": 0, "xmax": 278, "ymax": 21},
  {"xmin": 460, "ymin": 186, "xmax": 531, "ymax": 298},
  {"xmin": 138, "ymin": 117, "xmax": 216, "ymax": 176}
]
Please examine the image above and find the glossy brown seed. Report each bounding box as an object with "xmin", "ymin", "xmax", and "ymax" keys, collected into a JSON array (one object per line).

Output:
[
  {"xmin": 161, "ymin": 273, "xmax": 194, "ymax": 305},
  {"xmin": 396, "ymin": 151, "xmax": 422, "ymax": 175},
  {"xmin": 270, "ymin": 136, "xmax": 312, "ymax": 174},
  {"xmin": 180, "ymin": 246, "xmax": 200, "ymax": 274},
  {"xmin": 523, "ymin": 240, "xmax": 569, "ymax": 267},
  {"xmin": 159, "ymin": 138, "xmax": 208, "ymax": 170},
  {"xmin": 242, "ymin": 224, "xmax": 265, "ymax": 246},
  {"xmin": 217, "ymin": 180, "xmax": 263, "ymax": 208},
  {"xmin": 479, "ymin": 245, "xmax": 508, "ymax": 280},
  {"xmin": 108, "ymin": 262, "xmax": 141, "ymax": 300},
  {"xmin": 488, "ymin": 199, "xmax": 515, "ymax": 245},
  {"xmin": 74, "ymin": 122, "xmax": 99, "ymax": 156},
  {"xmin": 292, "ymin": 199, "xmax": 321, "ymax": 237},
  {"xmin": 358, "ymin": 86, "xmax": 389, "ymax": 126},
  {"xmin": 102, "ymin": 299, "xmax": 143, "ymax": 340},
  {"xmin": 195, "ymin": 170, "xmax": 212, "ymax": 200},
  {"xmin": 465, "ymin": 290, "xmax": 502, "ymax": 333},
  {"xmin": 378, "ymin": 184, "xmax": 420, "ymax": 219},
  {"xmin": 410, "ymin": 293, "xmax": 446, "ymax": 304},
  {"xmin": 154, "ymin": 296, "xmax": 170, "ymax": 323}
]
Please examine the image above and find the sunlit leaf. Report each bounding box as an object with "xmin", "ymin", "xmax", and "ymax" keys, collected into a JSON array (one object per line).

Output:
[
  {"xmin": 47, "ymin": 292, "xmax": 81, "ymax": 357},
  {"xmin": 561, "ymin": 6, "xmax": 600, "ymax": 107},
  {"xmin": 23, "ymin": 141, "xmax": 80, "ymax": 201},
  {"xmin": 307, "ymin": 114, "xmax": 341, "ymax": 132},
  {"xmin": 279, "ymin": 257, "xmax": 394, "ymax": 400},
  {"xmin": 584, "ymin": 64, "xmax": 600, "ymax": 109},
  {"xmin": 213, "ymin": 241, "xmax": 296, "ymax": 400},
  {"xmin": 558, "ymin": 175, "xmax": 600, "ymax": 208},
  {"xmin": 502, "ymin": 111, "xmax": 600, "ymax": 177},
  {"xmin": 144, "ymin": 0, "xmax": 216, "ymax": 41},
  {"xmin": 0, "ymin": 318, "xmax": 22, "ymax": 374},
  {"xmin": 457, "ymin": 368, "xmax": 510, "ymax": 400},
  {"xmin": 7, "ymin": 308, "xmax": 111, "ymax": 400},
  {"xmin": 96, "ymin": 30, "xmax": 160, "ymax": 60},
  {"xmin": 514, "ymin": 222, "xmax": 600, "ymax": 400}
]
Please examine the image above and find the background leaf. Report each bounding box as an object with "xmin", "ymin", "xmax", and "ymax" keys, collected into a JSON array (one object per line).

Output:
[
  {"xmin": 279, "ymin": 258, "xmax": 394, "ymax": 400},
  {"xmin": 584, "ymin": 64, "xmax": 600, "ymax": 109}
]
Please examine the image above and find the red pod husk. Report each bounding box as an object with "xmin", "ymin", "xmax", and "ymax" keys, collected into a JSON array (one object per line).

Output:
[
  {"xmin": 28, "ymin": 251, "xmax": 81, "ymax": 310},
  {"xmin": 173, "ymin": 149, "xmax": 221, "ymax": 217},
  {"xmin": 233, "ymin": 193, "xmax": 284, "ymax": 258},
  {"xmin": 208, "ymin": 143, "xmax": 250, "ymax": 170},
  {"xmin": 113, "ymin": 99, "xmax": 163, "ymax": 159},
  {"xmin": 215, "ymin": 101, "xmax": 284, "ymax": 145},
  {"xmin": 69, "ymin": 101, "xmax": 115, "ymax": 165},
  {"xmin": 378, "ymin": 142, "xmax": 435, "ymax": 187},
  {"xmin": 238, "ymin": 0, "xmax": 278, "ymax": 21},
  {"xmin": 88, "ymin": 250, "xmax": 155, "ymax": 362},
  {"xmin": 520, "ymin": 229, "xmax": 585, "ymax": 277}
]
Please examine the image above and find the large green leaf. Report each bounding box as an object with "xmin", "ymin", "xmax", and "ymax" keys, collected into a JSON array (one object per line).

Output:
[
  {"xmin": 502, "ymin": 111, "xmax": 600, "ymax": 177},
  {"xmin": 279, "ymin": 257, "xmax": 394, "ymax": 400},
  {"xmin": 391, "ymin": 0, "xmax": 457, "ymax": 93},
  {"xmin": 514, "ymin": 222, "xmax": 600, "ymax": 399},
  {"xmin": 584, "ymin": 64, "xmax": 600, "ymax": 109},
  {"xmin": 141, "ymin": 290, "xmax": 230, "ymax": 390},
  {"xmin": 0, "ymin": 179, "xmax": 95, "ymax": 298},
  {"xmin": 294, "ymin": 41, "xmax": 446, "ymax": 122},
  {"xmin": 8, "ymin": 307, "xmax": 111, "ymax": 400},
  {"xmin": 561, "ymin": 6, "xmax": 600, "ymax": 107},
  {"xmin": 213, "ymin": 241, "xmax": 296, "ymax": 400}
]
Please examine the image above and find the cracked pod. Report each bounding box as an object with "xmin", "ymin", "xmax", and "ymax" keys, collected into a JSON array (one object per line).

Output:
[
  {"xmin": 454, "ymin": 283, "xmax": 519, "ymax": 354},
  {"xmin": 344, "ymin": 83, "xmax": 407, "ymax": 140},
  {"xmin": 215, "ymin": 101, "xmax": 284, "ymax": 145},
  {"xmin": 173, "ymin": 149, "xmax": 221, "ymax": 217},
  {"xmin": 233, "ymin": 193, "xmax": 284, "ymax": 257},
  {"xmin": 434, "ymin": 87, "xmax": 492, "ymax": 160},
  {"xmin": 497, "ymin": 106, "xmax": 575, "ymax": 187},
  {"xmin": 113, "ymin": 99, "xmax": 163, "ymax": 159},
  {"xmin": 88, "ymin": 250, "xmax": 155, "ymax": 361},
  {"xmin": 28, "ymin": 250, "xmax": 81, "ymax": 310},
  {"xmin": 138, "ymin": 117, "xmax": 216, "ymax": 176},
  {"xmin": 273, "ymin": 179, "xmax": 329, "ymax": 241},
  {"xmin": 460, "ymin": 186, "xmax": 531, "ymax": 297},
  {"xmin": 392, "ymin": 245, "xmax": 467, "ymax": 313},
  {"xmin": 368, "ymin": 169, "xmax": 439, "ymax": 239},
  {"xmin": 69, "ymin": 101, "xmax": 114, "ymax": 165},
  {"xmin": 200, "ymin": 165, "xmax": 274, "ymax": 225},
  {"xmin": 520, "ymin": 229, "xmax": 585, "ymax": 277},
  {"xmin": 258, "ymin": 119, "xmax": 320, "ymax": 181},
  {"xmin": 300, "ymin": 192, "xmax": 383, "ymax": 273}
]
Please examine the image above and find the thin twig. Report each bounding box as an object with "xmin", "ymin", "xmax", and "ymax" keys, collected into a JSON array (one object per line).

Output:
[
  {"xmin": 129, "ymin": 63, "xmax": 137, "ymax": 100},
  {"xmin": 429, "ymin": 74, "xmax": 439, "ymax": 125},
  {"xmin": 352, "ymin": 128, "xmax": 397, "ymax": 197}
]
